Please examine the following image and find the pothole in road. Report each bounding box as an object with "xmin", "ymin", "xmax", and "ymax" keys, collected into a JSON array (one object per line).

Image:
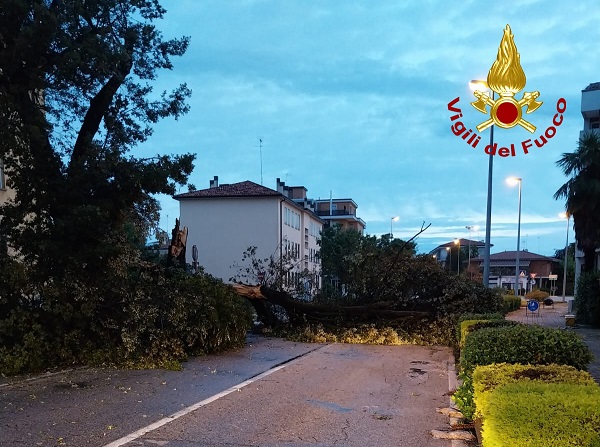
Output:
[{"xmin": 408, "ymin": 368, "xmax": 428, "ymax": 379}]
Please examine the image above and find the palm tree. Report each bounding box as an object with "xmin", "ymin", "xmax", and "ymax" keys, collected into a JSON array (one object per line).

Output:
[{"xmin": 554, "ymin": 132, "xmax": 600, "ymax": 272}]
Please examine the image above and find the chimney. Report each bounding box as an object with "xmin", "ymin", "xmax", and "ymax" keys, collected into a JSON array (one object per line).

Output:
[
  {"xmin": 276, "ymin": 178, "xmax": 289, "ymax": 197},
  {"xmin": 209, "ymin": 175, "xmax": 219, "ymax": 188}
]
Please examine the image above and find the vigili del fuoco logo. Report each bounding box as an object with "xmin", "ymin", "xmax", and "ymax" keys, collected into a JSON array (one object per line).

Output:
[{"xmin": 447, "ymin": 25, "xmax": 566, "ymax": 157}]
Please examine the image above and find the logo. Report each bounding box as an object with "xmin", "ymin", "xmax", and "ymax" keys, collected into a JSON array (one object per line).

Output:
[
  {"xmin": 471, "ymin": 25, "xmax": 542, "ymax": 133},
  {"xmin": 447, "ymin": 24, "xmax": 566, "ymax": 158}
]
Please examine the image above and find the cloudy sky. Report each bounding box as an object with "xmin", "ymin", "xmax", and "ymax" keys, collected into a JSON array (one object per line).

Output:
[{"xmin": 141, "ymin": 0, "xmax": 600, "ymax": 256}]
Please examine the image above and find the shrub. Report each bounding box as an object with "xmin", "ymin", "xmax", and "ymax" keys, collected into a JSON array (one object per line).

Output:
[
  {"xmin": 460, "ymin": 320, "xmax": 520, "ymax": 348},
  {"xmin": 502, "ymin": 294, "xmax": 521, "ymax": 312},
  {"xmin": 480, "ymin": 382, "xmax": 600, "ymax": 447},
  {"xmin": 453, "ymin": 325, "xmax": 593, "ymax": 420},
  {"xmin": 473, "ymin": 363, "xmax": 596, "ymax": 419},
  {"xmin": 575, "ymin": 270, "xmax": 600, "ymax": 326},
  {"xmin": 461, "ymin": 325, "xmax": 593, "ymax": 375},
  {"xmin": 455, "ymin": 313, "xmax": 505, "ymax": 343},
  {"xmin": 524, "ymin": 289, "xmax": 549, "ymax": 301}
]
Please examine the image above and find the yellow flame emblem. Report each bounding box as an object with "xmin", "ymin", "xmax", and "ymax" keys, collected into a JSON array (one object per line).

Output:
[{"xmin": 471, "ymin": 25, "xmax": 542, "ymax": 133}]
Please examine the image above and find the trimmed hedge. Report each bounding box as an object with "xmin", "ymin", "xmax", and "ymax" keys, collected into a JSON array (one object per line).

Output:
[
  {"xmin": 459, "ymin": 319, "xmax": 520, "ymax": 348},
  {"xmin": 455, "ymin": 313, "xmax": 505, "ymax": 344},
  {"xmin": 524, "ymin": 289, "xmax": 549, "ymax": 301},
  {"xmin": 461, "ymin": 325, "xmax": 593, "ymax": 375},
  {"xmin": 473, "ymin": 363, "xmax": 596, "ymax": 419},
  {"xmin": 480, "ymin": 382, "xmax": 600, "ymax": 447}
]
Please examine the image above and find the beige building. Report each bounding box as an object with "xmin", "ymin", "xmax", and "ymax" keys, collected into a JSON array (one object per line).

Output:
[
  {"xmin": 314, "ymin": 198, "xmax": 366, "ymax": 233},
  {"xmin": 175, "ymin": 176, "xmax": 324, "ymax": 295}
]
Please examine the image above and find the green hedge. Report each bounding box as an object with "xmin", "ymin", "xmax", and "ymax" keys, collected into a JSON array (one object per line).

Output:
[
  {"xmin": 461, "ymin": 325, "xmax": 593, "ymax": 375},
  {"xmin": 575, "ymin": 270, "xmax": 600, "ymax": 326},
  {"xmin": 459, "ymin": 319, "xmax": 519, "ymax": 348},
  {"xmin": 502, "ymin": 294, "xmax": 521, "ymax": 312},
  {"xmin": 524, "ymin": 289, "xmax": 550, "ymax": 301},
  {"xmin": 455, "ymin": 313, "xmax": 505, "ymax": 344},
  {"xmin": 480, "ymin": 382, "xmax": 600, "ymax": 447},
  {"xmin": 473, "ymin": 363, "xmax": 596, "ymax": 419},
  {"xmin": 453, "ymin": 325, "xmax": 593, "ymax": 419}
]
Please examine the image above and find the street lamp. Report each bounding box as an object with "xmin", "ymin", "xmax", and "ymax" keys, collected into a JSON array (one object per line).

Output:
[
  {"xmin": 454, "ymin": 238, "xmax": 461, "ymax": 275},
  {"xmin": 465, "ymin": 225, "xmax": 479, "ymax": 279},
  {"xmin": 446, "ymin": 246, "xmax": 451, "ymax": 272},
  {"xmin": 559, "ymin": 212, "xmax": 570, "ymax": 301},
  {"xmin": 470, "ymin": 80, "xmax": 494, "ymax": 287},
  {"xmin": 390, "ymin": 216, "xmax": 399, "ymax": 238},
  {"xmin": 507, "ymin": 177, "xmax": 523, "ymax": 295}
]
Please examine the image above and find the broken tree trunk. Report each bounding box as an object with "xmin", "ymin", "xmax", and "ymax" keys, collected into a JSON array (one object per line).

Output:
[{"xmin": 232, "ymin": 284, "xmax": 431, "ymax": 326}]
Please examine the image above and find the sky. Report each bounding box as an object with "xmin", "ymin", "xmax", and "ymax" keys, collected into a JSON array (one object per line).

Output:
[{"xmin": 139, "ymin": 0, "xmax": 600, "ymax": 256}]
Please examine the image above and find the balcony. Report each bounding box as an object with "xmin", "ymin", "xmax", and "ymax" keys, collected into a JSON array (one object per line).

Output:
[{"xmin": 316, "ymin": 210, "xmax": 355, "ymax": 217}]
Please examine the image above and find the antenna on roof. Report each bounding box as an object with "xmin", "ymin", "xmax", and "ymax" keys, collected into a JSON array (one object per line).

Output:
[{"xmin": 257, "ymin": 137, "xmax": 264, "ymax": 185}]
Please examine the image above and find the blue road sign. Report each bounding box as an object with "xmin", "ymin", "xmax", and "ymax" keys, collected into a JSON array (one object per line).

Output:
[{"xmin": 527, "ymin": 299, "xmax": 539, "ymax": 312}]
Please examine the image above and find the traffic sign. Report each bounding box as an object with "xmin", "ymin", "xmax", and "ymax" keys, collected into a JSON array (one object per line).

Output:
[{"xmin": 527, "ymin": 300, "xmax": 539, "ymax": 312}]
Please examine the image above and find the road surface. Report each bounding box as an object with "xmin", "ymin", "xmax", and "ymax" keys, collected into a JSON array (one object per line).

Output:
[{"xmin": 1, "ymin": 336, "xmax": 454, "ymax": 446}]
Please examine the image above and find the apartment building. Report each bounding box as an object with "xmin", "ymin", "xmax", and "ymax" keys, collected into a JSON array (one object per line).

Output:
[
  {"xmin": 313, "ymin": 198, "xmax": 366, "ymax": 233},
  {"xmin": 174, "ymin": 176, "xmax": 324, "ymax": 294}
]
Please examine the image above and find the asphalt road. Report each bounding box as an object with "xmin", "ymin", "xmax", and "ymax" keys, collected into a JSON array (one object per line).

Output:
[{"xmin": 1, "ymin": 337, "xmax": 454, "ymax": 447}]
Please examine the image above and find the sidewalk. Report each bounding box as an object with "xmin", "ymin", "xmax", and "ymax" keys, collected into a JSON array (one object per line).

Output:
[{"xmin": 505, "ymin": 302, "xmax": 600, "ymax": 382}]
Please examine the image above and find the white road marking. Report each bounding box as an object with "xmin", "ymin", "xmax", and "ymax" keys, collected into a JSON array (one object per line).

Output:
[{"xmin": 102, "ymin": 345, "xmax": 325, "ymax": 447}]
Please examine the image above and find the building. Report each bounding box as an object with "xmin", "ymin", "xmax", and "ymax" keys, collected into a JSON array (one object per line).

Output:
[
  {"xmin": 468, "ymin": 250, "xmax": 559, "ymax": 293},
  {"xmin": 573, "ymin": 82, "xmax": 600, "ymax": 292},
  {"xmin": 429, "ymin": 238, "xmax": 487, "ymax": 264},
  {"xmin": 313, "ymin": 198, "xmax": 366, "ymax": 233},
  {"xmin": 174, "ymin": 176, "xmax": 324, "ymax": 295}
]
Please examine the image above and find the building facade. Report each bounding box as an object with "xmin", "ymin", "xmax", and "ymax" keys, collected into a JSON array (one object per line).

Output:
[
  {"xmin": 313, "ymin": 198, "xmax": 366, "ymax": 233},
  {"xmin": 175, "ymin": 176, "xmax": 324, "ymax": 295}
]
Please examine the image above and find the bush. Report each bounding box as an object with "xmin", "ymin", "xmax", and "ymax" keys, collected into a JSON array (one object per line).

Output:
[
  {"xmin": 480, "ymin": 382, "xmax": 600, "ymax": 447},
  {"xmin": 460, "ymin": 319, "xmax": 520, "ymax": 348},
  {"xmin": 473, "ymin": 363, "xmax": 596, "ymax": 419},
  {"xmin": 455, "ymin": 313, "xmax": 505, "ymax": 343},
  {"xmin": 575, "ymin": 270, "xmax": 600, "ymax": 326},
  {"xmin": 0, "ymin": 262, "xmax": 253, "ymax": 375},
  {"xmin": 524, "ymin": 289, "xmax": 549, "ymax": 301},
  {"xmin": 453, "ymin": 325, "xmax": 593, "ymax": 419},
  {"xmin": 461, "ymin": 325, "xmax": 593, "ymax": 375},
  {"xmin": 502, "ymin": 294, "xmax": 521, "ymax": 312}
]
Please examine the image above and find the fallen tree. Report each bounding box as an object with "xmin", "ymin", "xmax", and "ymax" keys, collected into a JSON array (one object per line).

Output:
[{"xmin": 233, "ymin": 284, "xmax": 431, "ymax": 327}]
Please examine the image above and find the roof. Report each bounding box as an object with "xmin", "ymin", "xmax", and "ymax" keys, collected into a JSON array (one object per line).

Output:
[
  {"xmin": 429, "ymin": 238, "xmax": 487, "ymax": 254},
  {"xmin": 470, "ymin": 250, "xmax": 558, "ymax": 263},
  {"xmin": 174, "ymin": 181, "xmax": 281, "ymax": 199},
  {"xmin": 583, "ymin": 82, "xmax": 600, "ymax": 92}
]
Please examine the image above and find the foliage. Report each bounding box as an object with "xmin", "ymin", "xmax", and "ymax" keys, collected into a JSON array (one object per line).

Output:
[
  {"xmin": 0, "ymin": 255, "xmax": 253, "ymax": 375},
  {"xmin": 502, "ymin": 294, "xmax": 521, "ymax": 312},
  {"xmin": 460, "ymin": 325, "xmax": 593, "ymax": 376},
  {"xmin": 480, "ymin": 382, "xmax": 600, "ymax": 447},
  {"xmin": 555, "ymin": 132, "xmax": 600, "ymax": 272},
  {"xmin": 459, "ymin": 319, "xmax": 519, "ymax": 348},
  {"xmin": 575, "ymin": 270, "xmax": 600, "ymax": 326},
  {"xmin": 454, "ymin": 313, "xmax": 506, "ymax": 344},
  {"xmin": 524, "ymin": 289, "xmax": 549, "ymax": 301},
  {"xmin": 553, "ymin": 242, "xmax": 576, "ymax": 295},
  {"xmin": 230, "ymin": 245, "xmax": 320, "ymax": 300},
  {"xmin": 280, "ymin": 316, "xmax": 458, "ymax": 347},
  {"xmin": 473, "ymin": 363, "xmax": 596, "ymax": 419}
]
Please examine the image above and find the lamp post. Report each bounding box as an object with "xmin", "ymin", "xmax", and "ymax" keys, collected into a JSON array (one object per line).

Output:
[
  {"xmin": 446, "ymin": 246, "xmax": 451, "ymax": 272},
  {"xmin": 390, "ymin": 216, "xmax": 399, "ymax": 239},
  {"xmin": 559, "ymin": 212, "xmax": 570, "ymax": 301},
  {"xmin": 454, "ymin": 238, "xmax": 461, "ymax": 275},
  {"xmin": 465, "ymin": 225, "xmax": 479, "ymax": 279},
  {"xmin": 470, "ymin": 80, "xmax": 494, "ymax": 287},
  {"xmin": 507, "ymin": 177, "xmax": 522, "ymax": 295}
]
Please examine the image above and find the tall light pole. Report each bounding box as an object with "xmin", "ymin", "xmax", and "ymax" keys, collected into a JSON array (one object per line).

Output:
[
  {"xmin": 560, "ymin": 212, "xmax": 570, "ymax": 301},
  {"xmin": 446, "ymin": 246, "xmax": 451, "ymax": 272},
  {"xmin": 507, "ymin": 177, "xmax": 522, "ymax": 295},
  {"xmin": 454, "ymin": 238, "xmax": 461, "ymax": 275},
  {"xmin": 390, "ymin": 216, "xmax": 399, "ymax": 239}
]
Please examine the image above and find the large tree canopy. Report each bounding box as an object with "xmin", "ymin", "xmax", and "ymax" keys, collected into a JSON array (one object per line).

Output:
[
  {"xmin": 0, "ymin": 0, "xmax": 194, "ymax": 275},
  {"xmin": 554, "ymin": 132, "xmax": 600, "ymax": 271}
]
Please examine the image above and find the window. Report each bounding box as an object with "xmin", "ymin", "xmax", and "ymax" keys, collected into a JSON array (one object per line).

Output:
[{"xmin": 591, "ymin": 117, "xmax": 600, "ymax": 129}]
